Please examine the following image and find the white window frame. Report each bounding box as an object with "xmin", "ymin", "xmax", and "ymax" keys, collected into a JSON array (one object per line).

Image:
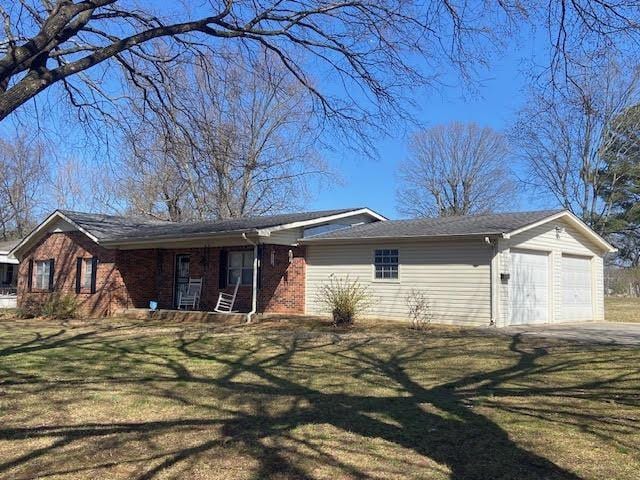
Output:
[
  {"xmin": 227, "ymin": 251, "xmax": 254, "ymax": 286},
  {"xmin": 373, "ymin": 249, "xmax": 399, "ymax": 281},
  {"xmin": 34, "ymin": 260, "xmax": 50, "ymax": 290},
  {"xmin": 82, "ymin": 258, "xmax": 93, "ymax": 290}
]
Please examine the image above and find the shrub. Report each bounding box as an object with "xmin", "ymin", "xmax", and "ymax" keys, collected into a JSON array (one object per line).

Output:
[
  {"xmin": 40, "ymin": 294, "xmax": 78, "ymax": 320},
  {"xmin": 317, "ymin": 275, "xmax": 370, "ymax": 326},
  {"xmin": 406, "ymin": 288, "xmax": 433, "ymax": 330},
  {"xmin": 16, "ymin": 297, "xmax": 44, "ymax": 319}
]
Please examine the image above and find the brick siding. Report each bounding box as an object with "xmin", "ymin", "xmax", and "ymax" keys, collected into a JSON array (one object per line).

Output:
[
  {"xmin": 258, "ymin": 245, "xmax": 306, "ymax": 314},
  {"xmin": 17, "ymin": 232, "xmax": 306, "ymax": 317},
  {"xmin": 17, "ymin": 232, "xmax": 127, "ymax": 316}
]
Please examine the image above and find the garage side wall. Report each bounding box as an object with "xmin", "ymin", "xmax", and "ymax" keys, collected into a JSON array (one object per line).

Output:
[
  {"xmin": 305, "ymin": 239, "xmax": 492, "ymax": 325},
  {"xmin": 498, "ymin": 218, "xmax": 605, "ymax": 326}
]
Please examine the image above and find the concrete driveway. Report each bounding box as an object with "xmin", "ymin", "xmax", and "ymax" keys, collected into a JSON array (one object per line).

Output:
[{"xmin": 500, "ymin": 322, "xmax": 640, "ymax": 346}]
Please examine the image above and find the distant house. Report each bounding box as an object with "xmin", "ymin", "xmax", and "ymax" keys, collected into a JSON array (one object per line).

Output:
[
  {"xmin": 0, "ymin": 239, "xmax": 19, "ymax": 308},
  {"xmin": 9, "ymin": 208, "xmax": 615, "ymax": 326}
]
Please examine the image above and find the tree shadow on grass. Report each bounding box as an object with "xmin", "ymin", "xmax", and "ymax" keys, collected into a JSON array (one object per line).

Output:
[{"xmin": 0, "ymin": 325, "xmax": 638, "ymax": 479}]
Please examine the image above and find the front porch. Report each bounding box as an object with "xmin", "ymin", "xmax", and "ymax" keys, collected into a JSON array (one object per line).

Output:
[{"xmin": 113, "ymin": 243, "xmax": 305, "ymax": 316}]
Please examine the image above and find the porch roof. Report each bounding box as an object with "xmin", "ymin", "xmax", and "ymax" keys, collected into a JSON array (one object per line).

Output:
[{"xmin": 61, "ymin": 208, "xmax": 367, "ymax": 242}]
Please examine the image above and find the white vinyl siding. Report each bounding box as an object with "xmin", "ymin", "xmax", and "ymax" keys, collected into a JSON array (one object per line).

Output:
[
  {"xmin": 268, "ymin": 229, "xmax": 304, "ymax": 245},
  {"xmin": 499, "ymin": 217, "xmax": 605, "ymax": 325},
  {"xmin": 306, "ymin": 240, "xmax": 492, "ymax": 325}
]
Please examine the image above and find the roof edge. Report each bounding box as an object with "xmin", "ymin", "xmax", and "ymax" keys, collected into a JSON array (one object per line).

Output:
[
  {"xmin": 9, "ymin": 210, "xmax": 99, "ymax": 260},
  {"xmin": 301, "ymin": 232, "xmax": 506, "ymax": 243},
  {"xmin": 258, "ymin": 207, "xmax": 387, "ymax": 236},
  {"xmin": 505, "ymin": 210, "xmax": 617, "ymax": 253},
  {"xmin": 101, "ymin": 229, "xmax": 259, "ymax": 247}
]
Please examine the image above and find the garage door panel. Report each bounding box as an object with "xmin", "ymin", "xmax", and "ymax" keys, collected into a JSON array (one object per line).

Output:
[
  {"xmin": 510, "ymin": 250, "xmax": 549, "ymax": 325},
  {"xmin": 562, "ymin": 255, "xmax": 593, "ymax": 322}
]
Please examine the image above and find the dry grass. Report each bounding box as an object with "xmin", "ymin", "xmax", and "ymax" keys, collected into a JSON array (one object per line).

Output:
[
  {"xmin": 605, "ymin": 297, "xmax": 640, "ymax": 322},
  {"xmin": 0, "ymin": 316, "xmax": 638, "ymax": 479}
]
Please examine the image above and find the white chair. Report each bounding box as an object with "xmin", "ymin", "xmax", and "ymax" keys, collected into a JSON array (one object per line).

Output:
[
  {"xmin": 214, "ymin": 277, "xmax": 241, "ymax": 313},
  {"xmin": 177, "ymin": 277, "xmax": 203, "ymax": 310}
]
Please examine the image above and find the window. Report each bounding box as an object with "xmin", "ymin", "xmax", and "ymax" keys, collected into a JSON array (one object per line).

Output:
[
  {"xmin": 34, "ymin": 260, "xmax": 51, "ymax": 290},
  {"xmin": 0, "ymin": 264, "xmax": 14, "ymax": 288},
  {"xmin": 228, "ymin": 251, "xmax": 254, "ymax": 286},
  {"xmin": 374, "ymin": 249, "xmax": 398, "ymax": 280},
  {"xmin": 82, "ymin": 258, "xmax": 93, "ymax": 289}
]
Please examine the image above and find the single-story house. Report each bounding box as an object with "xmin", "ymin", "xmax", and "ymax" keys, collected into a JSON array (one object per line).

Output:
[
  {"xmin": 0, "ymin": 239, "xmax": 19, "ymax": 308},
  {"xmin": 9, "ymin": 208, "xmax": 615, "ymax": 326}
]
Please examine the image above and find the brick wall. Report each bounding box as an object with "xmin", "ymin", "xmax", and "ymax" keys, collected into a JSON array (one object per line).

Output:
[
  {"xmin": 259, "ymin": 245, "xmax": 306, "ymax": 314},
  {"xmin": 17, "ymin": 232, "xmax": 128, "ymax": 316},
  {"xmin": 17, "ymin": 233, "xmax": 306, "ymax": 317},
  {"xmin": 115, "ymin": 246, "xmax": 254, "ymax": 312}
]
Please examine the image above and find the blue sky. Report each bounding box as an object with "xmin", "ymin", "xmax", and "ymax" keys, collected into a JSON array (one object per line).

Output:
[
  {"xmin": 0, "ymin": 7, "xmax": 561, "ymax": 221},
  {"xmin": 310, "ymin": 32, "xmax": 551, "ymax": 219}
]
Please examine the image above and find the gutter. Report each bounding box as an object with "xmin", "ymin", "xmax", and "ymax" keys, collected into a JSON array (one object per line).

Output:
[
  {"xmin": 300, "ymin": 232, "xmax": 508, "ymax": 244},
  {"xmin": 242, "ymin": 233, "xmax": 259, "ymax": 323},
  {"xmin": 100, "ymin": 229, "xmax": 258, "ymax": 247}
]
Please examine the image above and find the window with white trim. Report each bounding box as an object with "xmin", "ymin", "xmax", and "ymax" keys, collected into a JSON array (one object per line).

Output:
[
  {"xmin": 228, "ymin": 251, "xmax": 254, "ymax": 286},
  {"xmin": 82, "ymin": 258, "xmax": 93, "ymax": 289},
  {"xmin": 34, "ymin": 260, "xmax": 51, "ymax": 290},
  {"xmin": 374, "ymin": 249, "xmax": 399, "ymax": 280}
]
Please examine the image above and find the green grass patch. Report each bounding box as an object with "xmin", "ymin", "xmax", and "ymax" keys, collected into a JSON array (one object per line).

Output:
[
  {"xmin": 0, "ymin": 317, "xmax": 638, "ymax": 479},
  {"xmin": 605, "ymin": 297, "xmax": 640, "ymax": 322}
]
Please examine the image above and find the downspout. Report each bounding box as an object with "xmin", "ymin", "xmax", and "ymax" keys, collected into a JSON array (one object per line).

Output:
[
  {"xmin": 242, "ymin": 233, "xmax": 259, "ymax": 323},
  {"xmin": 485, "ymin": 236, "xmax": 498, "ymax": 327}
]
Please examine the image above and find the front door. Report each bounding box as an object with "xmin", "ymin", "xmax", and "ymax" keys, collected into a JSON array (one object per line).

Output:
[{"xmin": 174, "ymin": 254, "xmax": 190, "ymax": 308}]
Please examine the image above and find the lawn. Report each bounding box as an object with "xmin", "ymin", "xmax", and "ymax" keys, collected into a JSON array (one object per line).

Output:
[
  {"xmin": 0, "ymin": 317, "xmax": 638, "ymax": 480},
  {"xmin": 605, "ymin": 296, "xmax": 640, "ymax": 322}
]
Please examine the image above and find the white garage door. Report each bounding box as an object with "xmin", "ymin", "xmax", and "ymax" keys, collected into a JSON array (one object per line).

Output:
[
  {"xmin": 562, "ymin": 255, "xmax": 593, "ymax": 322},
  {"xmin": 510, "ymin": 250, "xmax": 549, "ymax": 325}
]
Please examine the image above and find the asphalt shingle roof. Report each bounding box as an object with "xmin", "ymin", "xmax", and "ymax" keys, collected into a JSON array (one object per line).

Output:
[
  {"xmin": 60, "ymin": 208, "xmax": 362, "ymax": 242},
  {"xmin": 303, "ymin": 209, "xmax": 566, "ymax": 241}
]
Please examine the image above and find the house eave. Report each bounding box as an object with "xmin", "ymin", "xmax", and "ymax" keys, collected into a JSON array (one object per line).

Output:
[
  {"xmin": 101, "ymin": 230, "xmax": 265, "ymax": 248},
  {"xmin": 300, "ymin": 232, "xmax": 506, "ymax": 244}
]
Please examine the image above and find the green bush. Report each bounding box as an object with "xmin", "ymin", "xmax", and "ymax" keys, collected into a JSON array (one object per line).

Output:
[
  {"xmin": 317, "ymin": 275, "xmax": 370, "ymax": 326},
  {"xmin": 41, "ymin": 294, "xmax": 78, "ymax": 319}
]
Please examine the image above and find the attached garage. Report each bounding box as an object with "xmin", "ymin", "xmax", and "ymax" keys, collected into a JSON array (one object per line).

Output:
[
  {"xmin": 302, "ymin": 209, "xmax": 616, "ymax": 327},
  {"xmin": 561, "ymin": 255, "xmax": 593, "ymax": 322},
  {"xmin": 509, "ymin": 250, "xmax": 550, "ymax": 325}
]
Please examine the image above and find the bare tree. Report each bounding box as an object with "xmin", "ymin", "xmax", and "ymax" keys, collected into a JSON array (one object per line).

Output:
[
  {"xmin": 49, "ymin": 156, "xmax": 86, "ymax": 211},
  {"xmin": 0, "ymin": 1, "xmax": 640, "ymax": 137},
  {"xmin": 397, "ymin": 122, "xmax": 516, "ymax": 217},
  {"xmin": 512, "ymin": 58, "xmax": 640, "ymax": 233},
  {"xmin": 115, "ymin": 51, "xmax": 329, "ymax": 222},
  {"xmin": 0, "ymin": 132, "xmax": 47, "ymax": 238}
]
